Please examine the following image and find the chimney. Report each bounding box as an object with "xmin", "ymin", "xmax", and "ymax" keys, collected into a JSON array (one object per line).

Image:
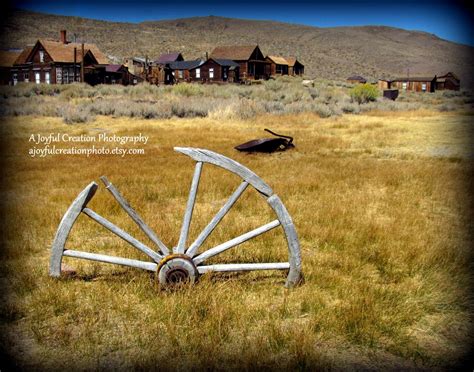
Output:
[
  {"xmin": 60, "ymin": 30, "xmax": 67, "ymax": 44},
  {"xmin": 205, "ymin": 51, "xmax": 208, "ymax": 60}
]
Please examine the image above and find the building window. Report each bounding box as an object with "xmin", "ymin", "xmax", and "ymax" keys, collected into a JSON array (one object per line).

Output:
[
  {"xmin": 195, "ymin": 68, "xmax": 201, "ymax": 78},
  {"xmin": 45, "ymin": 72, "xmax": 50, "ymax": 84},
  {"xmin": 178, "ymin": 70, "xmax": 183, "ymax": 79},
  {"xmin": 56, "ymin": 67, "xmax": 62, "ymax": 84},
  {"xmin": 64, "ymin": 69, "xmax": 69, "ymax": 84},
  {"xmin": 421, "ymin": 83, "xmax": 427, "ymax": 92},
  {"xmin": 209, "ymin": 68, "xmax": 214, "ymax": 79},
  {"xmin": 402, "ymin": 82, "xmax": 407, "ymax": 90},
  {"xmin": 276, "ymin": 65, "xmax": 282, "ymax": 74},
  {"xmin": 13, "ymin": 73, "xmax": 18, "ymax": 86},
  {"xmin": 24, "ymin": 73, "xmax": 29, "ymax": 83},
  {"xmin": 39, "ymin": 50, "xmax": 44, "ymax": 63},
  {"xmin": 35, "ymin": 72, "xmax": 41, "ymax": 84}
]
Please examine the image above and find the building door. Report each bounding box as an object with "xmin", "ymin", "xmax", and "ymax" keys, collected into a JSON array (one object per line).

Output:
[{"xmin": 35, "ymin": 72, "xmax": 41, "ymax": 84}]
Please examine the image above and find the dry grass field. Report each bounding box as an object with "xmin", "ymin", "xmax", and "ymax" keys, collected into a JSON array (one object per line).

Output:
[{"xmin": 0, "ymin": 110, "xmax": 473, "ymax": 370}]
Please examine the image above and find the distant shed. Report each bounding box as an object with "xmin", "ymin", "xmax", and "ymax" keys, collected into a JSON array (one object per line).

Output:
[
  {"xmin": 286, "ymin": 57, "xmax": 304, "ymax": 76},
  {"xmin": 266, "ymin": 55, "xmax": 289, "ymax": 76},
  {"xmin": 435, "ymin": 72, "xmax": 460, "ymax": 91},
  {"xmin": 378, "ymin": 79, "xmax": 391, "ymax": 90},
  {"xmin": 347, "ymin": 75, "xmax": 367, "ymax": 84}
]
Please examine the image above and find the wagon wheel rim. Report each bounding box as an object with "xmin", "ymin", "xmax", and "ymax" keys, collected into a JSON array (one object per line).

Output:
[{"xmin": 50, "ymin": 147, "xmax": 302, "ymax": 288}]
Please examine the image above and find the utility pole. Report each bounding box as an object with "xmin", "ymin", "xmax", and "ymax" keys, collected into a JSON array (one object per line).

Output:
[
  {"xmin": 74, "ymin": 47, "xmax": 77, "ymax": 82},
  {"xmin": 81, "ymin": 43, "xmax": 85, "ymax": 83}
]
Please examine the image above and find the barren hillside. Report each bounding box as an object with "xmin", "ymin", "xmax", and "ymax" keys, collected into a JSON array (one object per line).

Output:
[{"xmin": 2, "ymin": 9, "xmax": 473, "ymax": 86}]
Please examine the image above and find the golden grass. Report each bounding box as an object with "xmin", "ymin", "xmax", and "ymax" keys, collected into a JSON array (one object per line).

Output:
[{"xmin": 0, "ymin": 110, "xmax": 472, "ymax": 370}]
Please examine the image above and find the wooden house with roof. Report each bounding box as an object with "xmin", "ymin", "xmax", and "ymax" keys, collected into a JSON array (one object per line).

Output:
[
  {"xmin": 390, "ymin": 76, "xmax": 436, "ymax": 92},
  {"xmin": 266, "ymin": 56, "xmax": 289, "ymax": 76},
  {"xmin": 210, "ymin": 45, "xmax": 269, "ymax": 81},
  {"xmin": 12, "ymin": 30, "xmax": 109, "ymax": 85},
  {"xmin": 286, "ymin": 57, "xmax": 304, "ymax": 76},
  {"xmin": 0, "ymin": 49, "xmax": 22, "ymax": 85},
  {"xmin": 435, "ymin": 72, "xmax": 460, "ymax": 91},
  {"xmin": 168, "ymin": 60, "xmax": 205, "ymax": 83}
]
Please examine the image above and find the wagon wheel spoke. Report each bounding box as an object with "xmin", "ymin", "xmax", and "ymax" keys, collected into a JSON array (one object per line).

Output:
[
  {"xmin": 175, "ymin": 161, "xmax": 203, "ymax": 253},
  {"xmin": 186, "ymin": 180, "xmax": 249, "ymax": 258},
  {"xmin": 192, "ymin": 219, "xmax": 281, "ymax": 265},
  {"xmin": 197, "ymin": 262, "xmax": 290, "ymax": 274},
  {"xmin": 63, "ymin": 249, "xmax": 158, "ymax": 272},
  {"xmin": 82, "ymin": 207, "xmax": 162, "ymax": 263},
  {"xmin": 100, "ymin": 176, "xmax": 169, "ymax": 255}
]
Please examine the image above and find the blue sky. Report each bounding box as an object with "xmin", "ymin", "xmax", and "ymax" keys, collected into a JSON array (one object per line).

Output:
[{"xmin": 11, "ymin": 0, "xmax": 474, "ymax": 46}]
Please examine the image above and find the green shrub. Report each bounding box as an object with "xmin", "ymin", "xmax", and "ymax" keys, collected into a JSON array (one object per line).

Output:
[
  {"xmin": 350, "ymin": 83, "xmax": 379, "ymax": 104},
  {"xmin": 264, "ymin": 79, "xmax": 285, "ymax": 92},
  {"xmin": 172, "ymin": 83, "xmax": 203, "ymax": 97}
]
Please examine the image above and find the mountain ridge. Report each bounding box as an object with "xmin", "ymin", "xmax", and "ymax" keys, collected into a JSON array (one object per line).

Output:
[{"xmin": 2, "ymin": 9, "xmax": 473, "ymax": 86}]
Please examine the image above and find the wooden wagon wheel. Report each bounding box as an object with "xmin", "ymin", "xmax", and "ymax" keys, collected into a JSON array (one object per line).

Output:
[{"xmin": 50, "ymin": 147, "xmax": 303, "ymax": 288}]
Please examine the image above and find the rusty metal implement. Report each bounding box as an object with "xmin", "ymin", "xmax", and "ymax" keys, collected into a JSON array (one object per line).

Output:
[
  {"xmin": 235, "ymin": 129, "xmax": 294, "ymax": 153},
  {"xmin": 49, "ymin": 147, "xmax": 302, "ymax": 288}
]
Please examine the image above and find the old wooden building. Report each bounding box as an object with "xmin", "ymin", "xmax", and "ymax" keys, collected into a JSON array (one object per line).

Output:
[
  {"xmin": 210, "ymin": 45, "xmax": 269, "ymax": 80},
  {"xmin": 266, "ymin": 56, "xmax": 289, "ymax": 76},
  {"xmin": 347, "ymin": 75, "xmax": 367, "ymax": 84},
  {"xmin": 156, "ymin": 52, "xmax": 184, "ymax": 65},
  {"xmin": 169, "ymin": 60, "xmax": 205, "ymax": 83},
  {"xmin": 12, "ymin": 30, "xmax": 109, "ymax": 85},
  {"xmin": 286, "ymin": 57, "xmax": 304, "ymax": 76},
  {"xmin": 0, "ymin": 49, "xmax": 22, "ymax": 85},
  {"xmin": 390, "ymin": 76, "xmax": 436, "ymax": 92},
  {"xmin": 377, "ymin": 79, "xmax": 391, "ymax": 90},
  {"xmin": 85, "ymin": 64, "xmax": 135, "ymax": 85},
  {"xmin": 435, "ymin": 72, "xmax": 460, "ymax": 91},
  {"xmin": 123, "ymin": 57, "xmax": 148, "ymax": 77}
]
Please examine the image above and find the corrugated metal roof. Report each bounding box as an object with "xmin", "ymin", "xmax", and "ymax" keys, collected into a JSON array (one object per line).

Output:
[
  {"xmin": 105, "ymin": 64, "xmax": 124, "ymax": 73},
  {"xmin": 213, "ymin": 59, "xmax": 240, "ymax": 67},
  {"xmin": 156, "ymin": 52, "xmax": 183, "ymax": 64},
  {"xmin": 169, "ymin": 59, "xmax": 205, "ymax": 70},
  {"xmin": 210, "ymin": 45, "xmax": 258, "ymax": 61}
]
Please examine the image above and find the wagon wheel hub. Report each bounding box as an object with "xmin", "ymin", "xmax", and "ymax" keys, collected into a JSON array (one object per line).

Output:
[{"xmin": 157, "ymin": 255, "xmax": 198, "ymax": 286}]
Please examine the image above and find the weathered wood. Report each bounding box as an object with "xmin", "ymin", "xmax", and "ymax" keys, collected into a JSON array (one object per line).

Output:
[
  {"xmin": 193, "ymin": 220, "xmax": 281, "ymax": 265},
  {"xmin": 186, "ymin": 181, "xmax": 249, "ymax": 258},
  {"xmin": 176, "ymin": 161, "xmax": 203, "ymax": 253},
  {"xmin": 82, "ymin": 208, "xmax": 162, "ymax": 263},
  {"xmin": 157, "ymin": 256, "xmax": 198, "ymax": 285},
  {"xmin": 174, "ymin": 147, "xmax": 273, "ymax": 197},
  {"xmin": 197, "ymin": 262, "xmax": 290, "ymax": 273},
  {"xmin": 267, "ymin": 195, "xmax": 302, "ymax": 288},
  {"xmin": 63, "ymin": 249, "xmax": 157, "ymax": 271},
  {"xmin": 50, "ymin": 182, "xmax": 98, "ymax": 277},
  {"xmin": 100, "ymin": 176, "xmax": 169, "ymax": 255}
]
